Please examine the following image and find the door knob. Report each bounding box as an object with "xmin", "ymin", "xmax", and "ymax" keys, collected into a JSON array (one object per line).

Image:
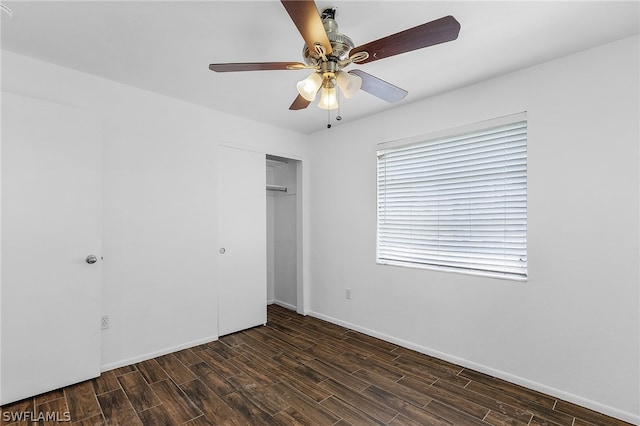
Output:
[{"xmin": 86, "ymin": 255, "xmax": 98, "ymax": 264}]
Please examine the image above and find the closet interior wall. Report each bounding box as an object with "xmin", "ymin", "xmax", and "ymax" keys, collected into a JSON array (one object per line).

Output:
[{"xmin": 266, "ymin": 156, "xmax": 297, "ymax": 310}]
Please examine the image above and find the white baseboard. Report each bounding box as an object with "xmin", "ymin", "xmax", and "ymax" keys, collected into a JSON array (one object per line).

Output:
[
  {"xmin": 308, "ymin": 310, "xmax": 639, "ymax": 425},
  {"xmin": 100, "ymin": 334, "xmax": 218, "ymax": 372},
  {"xmin": 272, "ymin": 299, "xmax": 297, "ymax": 311}
]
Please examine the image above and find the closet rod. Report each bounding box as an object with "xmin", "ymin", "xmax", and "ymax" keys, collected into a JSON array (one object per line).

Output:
[{"xmin": 266, "ymin": 184, "xmax": 287, "ymax": 192}]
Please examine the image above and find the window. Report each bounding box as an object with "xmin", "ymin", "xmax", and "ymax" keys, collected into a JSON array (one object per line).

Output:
[{"xmin": 376, "ymin": 114, "xmax": 527, "ymax": 280}]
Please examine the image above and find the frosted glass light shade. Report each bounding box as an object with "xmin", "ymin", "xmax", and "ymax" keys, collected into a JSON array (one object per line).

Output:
[
  {"xmin": 318, "ymin": 87, "xmax": 339, "ymax": 110},
  {"xmin": 296, "ymin": 73, "xmax": 322, "ymax": 101},
  {"xmin": 336, "ymin": 71, "xmax": 362, "ymax": 99}
]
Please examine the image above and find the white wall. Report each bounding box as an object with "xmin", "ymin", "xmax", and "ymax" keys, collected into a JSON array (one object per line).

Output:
[
  {"xmin": 274, "ymin": 194, "xmax": 297, "ymax": 308},
  {"xmin": 1, "ymin": 50, "xmax": 308, "ymax": 369},
  {"xmin": 307, "ymin": 35, "xmax": 639, "ymax": 423}
]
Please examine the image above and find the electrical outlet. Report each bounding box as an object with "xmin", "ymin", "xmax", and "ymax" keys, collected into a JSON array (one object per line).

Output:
[
  {"xmin": 101, "ymin": 315, "xmax": 110, "ymax": 330},
  {"xmin": 345, "ymin": 288, "xmax": 352, "ymax": 299}
]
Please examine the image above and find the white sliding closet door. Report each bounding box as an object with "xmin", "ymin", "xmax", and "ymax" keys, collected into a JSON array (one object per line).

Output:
[
  {"xmin": 1, "ymin": 93, "xmax": 102, "ymax": 404},
  {"xmin": 217, "ymin": 145, "xmax": 266, "ymax": 336}
]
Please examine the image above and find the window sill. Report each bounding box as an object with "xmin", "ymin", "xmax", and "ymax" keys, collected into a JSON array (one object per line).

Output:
[{"xmin": 376, "ymin": 259, "xmax": 528, "ymax": 283}]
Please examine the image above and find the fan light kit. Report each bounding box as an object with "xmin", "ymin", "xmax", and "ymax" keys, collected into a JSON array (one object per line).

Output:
[{"xmin": 209, "ymin": 1, "xmax": 460, "ymax": 129}]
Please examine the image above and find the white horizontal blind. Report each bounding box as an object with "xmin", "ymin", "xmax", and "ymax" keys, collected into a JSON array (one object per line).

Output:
[{"xmin": 377, "ymin": 119, "xmax": 527, "ymax": 279}]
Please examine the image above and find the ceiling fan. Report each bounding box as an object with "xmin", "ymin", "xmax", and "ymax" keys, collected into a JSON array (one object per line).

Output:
[{"xmin": 209, "ymin": 0, "xmax": 460, "ymax": 126}]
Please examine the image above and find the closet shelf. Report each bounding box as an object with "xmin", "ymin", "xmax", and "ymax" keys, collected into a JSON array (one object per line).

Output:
[{"xmin": 266, "ymin": 184, "xmax": 287, "ymax": 192}]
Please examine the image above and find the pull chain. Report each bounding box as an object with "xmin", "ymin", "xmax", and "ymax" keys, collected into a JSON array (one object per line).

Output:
[{"xmin": 327, "ymin": 87, "xmax": 343, "ymax": 129}]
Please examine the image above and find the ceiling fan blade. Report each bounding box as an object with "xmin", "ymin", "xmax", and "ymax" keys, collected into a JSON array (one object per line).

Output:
[
  {"xmin": 281, "ymin": 0, "xmax": 332, "ymax": 56},
  {"xmin": 350, "ymin": 15, "xmax": 460, "ymax": 64},
  {"xmin": 348, "ymin": 70, "xmax": 407, "ymax": 103},
  {"xmin": 289, "ymin": 94, "xmax": 312, "ymax": 110},
  {"xmin": 209, "ymin": 62, "xmax": 306, "ymax": 72}
]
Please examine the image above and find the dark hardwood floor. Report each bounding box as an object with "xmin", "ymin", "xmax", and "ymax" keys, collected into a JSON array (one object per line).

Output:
[{"xmin": 1, "ymin": 304, "xmax": 632, "ymax": 425}]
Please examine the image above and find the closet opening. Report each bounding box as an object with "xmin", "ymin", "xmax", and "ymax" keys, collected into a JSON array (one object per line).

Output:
[{"xmin": 266, "ymin": 154, "xmax": 301, "ymax": 313}]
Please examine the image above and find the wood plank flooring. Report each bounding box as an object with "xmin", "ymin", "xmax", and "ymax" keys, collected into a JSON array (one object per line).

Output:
[{"xmin": 0, "ymin": 304, "xmax": 632, "ymax": 425}]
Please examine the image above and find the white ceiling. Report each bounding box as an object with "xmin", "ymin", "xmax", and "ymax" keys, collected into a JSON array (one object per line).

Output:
[{"xmin": 1, "ymin": 1, "xmax": 638, "ymax": 134}]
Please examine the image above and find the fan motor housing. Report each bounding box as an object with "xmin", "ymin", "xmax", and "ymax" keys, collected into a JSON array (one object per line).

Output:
[{"xmin": 302, "ymin": 7, "xmax": 354, "ymax": 66}]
